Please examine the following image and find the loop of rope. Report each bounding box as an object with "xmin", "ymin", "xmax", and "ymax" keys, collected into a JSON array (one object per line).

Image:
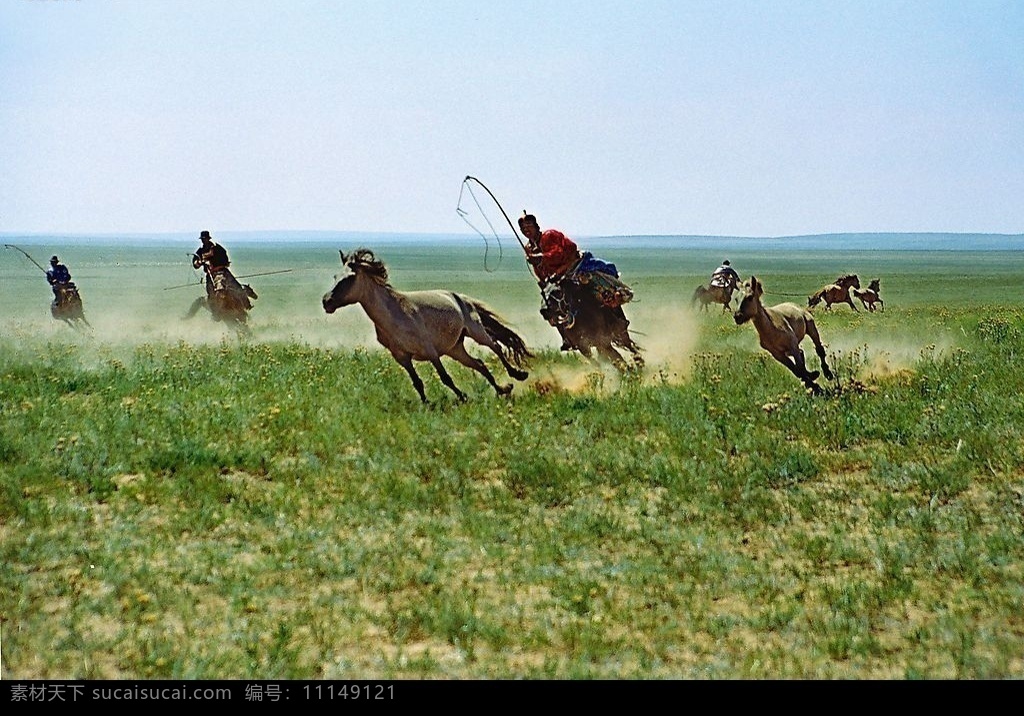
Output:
[
  {"xmin": 456, "ymin": 176, "xmax": 532, "ymax": 277},
  {"xmin": 456, "ymin": 180, "xmax": 504, "ymax": 273}
]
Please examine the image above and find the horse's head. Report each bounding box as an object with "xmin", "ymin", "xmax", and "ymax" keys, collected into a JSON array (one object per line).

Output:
[
  {"xmin": 322, "ymin": 272, "xmax": 357, "ymax": 314},
  {"xmin": 868, "ymin": 278, "xmax": 880, "ymax": 291},
  {"xmin": 540, "ymin": 281, "xmax": 574, "ymax": 327},
  {"xmin": 323, "ymin": 248, "xmax": 391, "ymax": 314},
  {"xmin": 734, "ymin": 277, "xmax": 761, "ymax": 324},
  {"xmin": 839, "ymin": 274, "xmax": 860, "ymax": 289}
]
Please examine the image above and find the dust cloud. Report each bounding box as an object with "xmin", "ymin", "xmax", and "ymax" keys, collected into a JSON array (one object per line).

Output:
[
  {"xmin": 630, "ymin": 300, "xmax": 702, "ymax": 383},
  {"xmin": 515, "ymin": 300, "xmax": 703, "ymax": 395},
  {"xmin": 4, "ymin": 283, "xmax": 939, "ymax": 396},
  {"xmin": 825, "ymin": 335, "xmax": 955, "ymax": 381}
]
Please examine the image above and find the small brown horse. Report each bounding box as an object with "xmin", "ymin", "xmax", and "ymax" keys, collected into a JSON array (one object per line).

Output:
[
  {"xmin": 808, "ymin": 274, "xmax": 860, "ymax": 312},
  {"xmin": 735, "ymin": 276, "xmax": 834, "ymax": 395},
  {"xmin": 852, "ymin": 278, "xmax": 884, "ymax": 312},
  {"xmin": 322, "ymin": 249, "xmax": 532, "ymax": 403},
  {"xmin": 51, "ymin": 284, "xmax": 92, "ymax": 330},
  {"xmin": 691, "ymin": 282, "xmax": 735, "ymax": 312}
]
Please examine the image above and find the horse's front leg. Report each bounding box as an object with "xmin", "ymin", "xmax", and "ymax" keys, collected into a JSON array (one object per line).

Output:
[
  {"xmin": 803, "ymin": 323, "xmax": 834, "ymax": 381},
  {"xmin": 595, "ymin": 343, "xmax": 629, "ymax": 373},
  {"xmin": 183, "ymin": 296, "xmax": 206, "ymax": 320},
  {"xmin": 394, "ymin": 354, "xmax": 429, "ymax": 403},
  {"xmin": 770, "ymin": 347, "xmax": 822, "ymax": 392}
]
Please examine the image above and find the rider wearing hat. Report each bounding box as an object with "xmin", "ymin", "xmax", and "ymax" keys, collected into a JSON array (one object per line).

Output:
[
  {"xmin": 193, "ymin": 230, "xmax": 230, "ymax": 295},
  {"xmin": 518, "ymin": 213, "xmax": 581, "ymax": 350},
  {"xmin": 191, "ymin": 230, "xmax": 257, "ymax": 308},
  {"xmin": 518, "ymin": 212, "xmax": 633, "ymax": 351},
  {"xmin": 518, "ymin": 213, "xmax": 582, "ymax": 282},
  {"xmin": 45, "ymin": 255, "xmax": 73, "ymax": 304}
]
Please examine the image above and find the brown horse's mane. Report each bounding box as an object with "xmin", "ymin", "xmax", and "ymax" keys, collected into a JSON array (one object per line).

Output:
[{"xmin": 346, "ymin": 248, "xmax": 389, "ymax": 285}]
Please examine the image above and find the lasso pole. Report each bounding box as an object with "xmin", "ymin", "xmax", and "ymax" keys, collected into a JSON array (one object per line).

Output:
[{"xmin": 4, "ymin": 244, "xmax": 47, "ymax": 273}]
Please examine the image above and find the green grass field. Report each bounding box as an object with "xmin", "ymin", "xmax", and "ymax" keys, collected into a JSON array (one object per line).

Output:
[{"xmin": 2, "ymin": 241, "xmax": 1023, "ymax": 678}]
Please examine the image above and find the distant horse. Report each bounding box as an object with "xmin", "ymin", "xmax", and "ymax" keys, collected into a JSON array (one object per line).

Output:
[
  {"xmin": 852, "ymin": 278, "xmax": 884, "ymax": 312},
  {"xmin": 807, "ymin": 274, "xmax": 860, "ymax": 312},
  {"xmin": 735, "ymin": 276, "xmax": 834, "ymax": 395},
  {"xmin": 541, "ymin": 277, "xmax": 643, "ymax": 372},
  {"xmin": 322, "ymin": 248, "xmax": 532, "ymax": 403},
  {"xmin": 691, "ymin": 281, "xmax": 736, "ymax": 312},
  {"xmin": 51, "ymin": 283, "xmax": 92, "ymax": 330},
  {"xmin": 184, "ymin": 272, "xmax": 258, "ymax": 331}
]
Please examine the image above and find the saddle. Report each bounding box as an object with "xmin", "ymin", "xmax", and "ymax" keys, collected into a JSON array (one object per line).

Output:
[
  {"xmin": 563, "ymin": 253, "xmax": 634, "ymax": 309},
  {"xmin": 574, "ymin": 270, "xmax": 633, "ymax": 308},
  {"xmin": 209, "ymin": 269, "xmax": 258, "ymax": 309}
]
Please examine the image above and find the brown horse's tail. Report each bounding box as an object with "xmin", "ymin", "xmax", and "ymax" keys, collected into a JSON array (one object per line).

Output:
[
  {"xmin": 474, "ymin": 302, "xmax": 533, "ymax": 369},
  {"xmin": 691, "ymin": 285, "xmax": 704, "ymax": 305}
]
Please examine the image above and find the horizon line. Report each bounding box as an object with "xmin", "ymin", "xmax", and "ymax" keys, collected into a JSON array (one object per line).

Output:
[{"xmin": 2, "ymin": 229, "xmax": 1022, "ymax": 241}]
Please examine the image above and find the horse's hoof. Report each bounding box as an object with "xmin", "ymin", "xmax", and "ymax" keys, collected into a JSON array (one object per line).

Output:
[
  {"xmin": 509, "ymin": 369, "xmax": 528, "ymax": 381},
  {"xmin": 497, "ymin": 384, "xmax": 514, "ymax": 396},
  {"xmin": 806, "ymin": 370, "xmax": 820, "ymax": 381}
]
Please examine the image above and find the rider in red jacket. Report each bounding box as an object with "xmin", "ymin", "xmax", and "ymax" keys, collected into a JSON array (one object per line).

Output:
[
  {"xmin": 518, "ymin": 213, "xmax": 581, "ymax": 349},
  {"xmin": 518, "ymin": 214, "xmax": 582, "ymax": 282}
]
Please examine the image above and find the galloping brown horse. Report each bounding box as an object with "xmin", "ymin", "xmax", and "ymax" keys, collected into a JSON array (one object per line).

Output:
[
  {"xmin": 542, "ymin": 277, "xmax": 643, "ymax": 372},
  {"xmin": 808, "ymin": 274, "xmax": 860, "ymax": 312},
  {"xmin": 51, "ymin": 284, "xmax": 92, "ymax": 330},
  {"xmin": 736, "ymin": 277, "xmax": 834, "ymax": 395},
  {"xmin": 322, "ymin": 249, "xmax": 532, "ymax": 403}
]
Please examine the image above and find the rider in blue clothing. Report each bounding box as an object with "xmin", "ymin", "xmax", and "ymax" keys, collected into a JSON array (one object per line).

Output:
[{"xmin": 46, "ymin": 256, "xmax": 73, "ymax": 304}]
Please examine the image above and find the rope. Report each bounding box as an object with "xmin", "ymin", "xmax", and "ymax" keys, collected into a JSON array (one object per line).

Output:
[
  {"xmin": 456, "ymin": 181, "xmax": 503, "ymax": 273},
  {"xmin": 456, "ymin": 176, "xmax": 533, "ymax": 276}
]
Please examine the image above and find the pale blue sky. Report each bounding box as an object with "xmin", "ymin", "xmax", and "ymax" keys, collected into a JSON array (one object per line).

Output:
[{"xmin": 1, "ymin": 0, "xmax": 1021, "ymax": 236}]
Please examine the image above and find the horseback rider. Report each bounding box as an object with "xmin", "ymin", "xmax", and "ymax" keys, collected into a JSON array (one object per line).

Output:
[
  {"xmin": 45, "ymin": 255, "xmax": 74, "ymax": 305},
  {"xmin": 192, "ymin": 230, "xmax": 257, "ymax": 308},
  {"xmin": 517, "ymin": 212, "xmax": 632, "ymax": 350},
  {"xmin": 711, "ymin": 259, "xmax": 740, "ymax": 290}
]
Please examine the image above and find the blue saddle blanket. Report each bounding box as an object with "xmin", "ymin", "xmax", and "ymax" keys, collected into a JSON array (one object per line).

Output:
[{"xmin": 576, "ymin": 252, "xmax": 618, "ymax": 278}]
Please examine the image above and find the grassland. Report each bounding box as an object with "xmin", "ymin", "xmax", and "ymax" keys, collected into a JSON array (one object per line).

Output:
[{"xmin": 1, "ymin": 241, "xmax": 1023, "ymax": 679}]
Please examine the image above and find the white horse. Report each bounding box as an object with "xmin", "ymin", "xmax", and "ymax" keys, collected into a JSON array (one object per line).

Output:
[{"xmin": 322, "ymin": 249, "xmax": 532, "ymax": 403}]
